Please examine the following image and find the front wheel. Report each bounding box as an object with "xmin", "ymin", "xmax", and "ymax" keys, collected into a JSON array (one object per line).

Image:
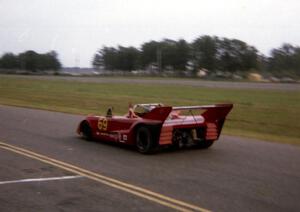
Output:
[
  {"xmin": 135, "ymin": 126, "xmax": 157, "ymax": 154},
  {"xmin": 81, "ymin": 121, "xmax": 93, "ymax": 141}
]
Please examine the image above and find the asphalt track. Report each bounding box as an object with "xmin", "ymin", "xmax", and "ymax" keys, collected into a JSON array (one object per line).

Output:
[
  {"xmin": 0, "ymin": 105, "xmax": 300, "ymax": 212},
  {"xmin": 2, "ymin": 74, "xmax": 300, "ymax": 91}
]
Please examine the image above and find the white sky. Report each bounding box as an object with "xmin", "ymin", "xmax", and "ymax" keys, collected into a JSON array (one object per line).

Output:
[{"xmin": 0, "ymin": 0, "xmax": 299, "ymax": 67}]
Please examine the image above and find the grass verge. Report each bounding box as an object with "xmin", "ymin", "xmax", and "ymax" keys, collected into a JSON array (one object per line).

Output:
[{"xmin": 0, "ymin": 76, "xmax": 299, "ymax": 145}]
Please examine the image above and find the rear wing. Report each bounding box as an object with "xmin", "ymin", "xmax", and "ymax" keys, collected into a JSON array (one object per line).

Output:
[
  {"xmin": 142, "ymin": 103, "xmax": 233, "ymax": 122},
  {"xmin": 172, "ymin": 103, "xmax": 233, "ymax": 140},
  {"xmin": 172, "ymin": 103, "xmax": 233, "ymax": 122}
]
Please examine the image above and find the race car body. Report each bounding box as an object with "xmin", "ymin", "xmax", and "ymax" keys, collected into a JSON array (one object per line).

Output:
[{"xmin": 77, "ymin": 103, "xmax": 233, "ymax": 153}]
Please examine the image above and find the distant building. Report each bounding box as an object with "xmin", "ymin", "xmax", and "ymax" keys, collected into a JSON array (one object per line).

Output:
[
  {"xmin": 61, "ymin": 67, "xmax": 99, "ymax": 75},
  {"xmin": 248, "ymin": 73, "xmax": 262, "ymax": 81}
]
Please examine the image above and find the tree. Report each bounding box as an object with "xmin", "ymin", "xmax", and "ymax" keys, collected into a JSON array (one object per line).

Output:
[
  {"xmin": 37, "ymin": 51, "xmax": 61, "ymax": 71},
  {"xmin": 216, "ymin": 38, "xmax": 258, "ymax": 72},
  {"xmin": 174, "ymin": 39, "xmax": 191, "ymax": 70},
  {"xmin": 18, "ymin": 50, "xmax": 39, "ymax": 71},
  {"xmin": 46, "ymin": 51, "xmax": 61, "ymax": 70},
  {"xmin": 192, "ymin": 35, "xmax": 218, "ymax": 71},
  {"xmin": 92, "ymin": 52, "xmax": 103, "ymax": 70},
  {"xmin": 0, "ymin": 53, "xmax": 19, "ymax": 69},
  {"xmin": 268, "ymin": 43, "xmax": 300, "ymax": 76},
  {"xmin": 94, "ymin": 47, "xmax": 118, "ymax": 70},
  {"xmin": 141, "ymin": 41, "xmax": 160, "ymax": 69},
  {"xmin": 93, "ymin": 46, "xmax": 141, "ymax": 71},
  {"xmin": 117, "ymin": 46, "xmax": 140, "ymax": 71},
  {"xmin": 18, "ymin": 50, "xmax": 61, "ymax": 71},
  {"xmin": 160, "ymin": 39, "xmax": 177, "ymax": 70},
  {"xmin": 140, "ymin": 39, "xmax": 190, "ymax": 71},
  {"xmin": 92, "ymin": 35, "xmax": 300, "ymax": 77},
  {"xmin": 191, "ymin": 36, "xmax": 258, "ymax": 73},
  {"xmin": 0, "ymin": 50, "xmax": 61, "ymax": 72}
]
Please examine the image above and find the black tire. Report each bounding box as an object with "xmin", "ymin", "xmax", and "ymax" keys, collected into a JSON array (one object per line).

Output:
[
  {"xmin": 135, "ymin": 126, "xmax": 157, "ymax": 154},
  {"xmin": 81, "ymin": 121, "xmax": 93, "ymax": 141},
  {"xmin": 195, "ymin": 140, "xmax": 214, "ymax": 149},
  {"xmin": 171, "ymin": 130, "xmax": 184, "ymax": 149}
]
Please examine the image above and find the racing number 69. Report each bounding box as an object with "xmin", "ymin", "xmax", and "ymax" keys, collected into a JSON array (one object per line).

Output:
[{"xmin": 98, "ymin": 118, "xmax": 108, "ymax": 131}]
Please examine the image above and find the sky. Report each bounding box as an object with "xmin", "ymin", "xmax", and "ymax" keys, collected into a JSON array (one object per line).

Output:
[{"xmin": 0, "ymin": 0, "xmax": 299, "ymax": 67}]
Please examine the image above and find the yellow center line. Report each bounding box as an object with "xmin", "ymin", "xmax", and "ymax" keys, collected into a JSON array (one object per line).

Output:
[{"xmin": 0, "ymin": 141, "xmax": 211, "ymax": 212}]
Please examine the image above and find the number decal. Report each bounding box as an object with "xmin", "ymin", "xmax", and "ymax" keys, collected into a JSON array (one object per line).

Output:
[{"xmin": 98, "ymin": 118, "xmax": 108, "ymax": 131}]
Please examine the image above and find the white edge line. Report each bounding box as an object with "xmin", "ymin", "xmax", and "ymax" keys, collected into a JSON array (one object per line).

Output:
[{"xmin": 0, "ymin": 175, "xmax": 83, "ymax": 185}]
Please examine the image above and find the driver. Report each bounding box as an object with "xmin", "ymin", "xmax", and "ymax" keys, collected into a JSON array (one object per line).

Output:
[
  {"xmin": 170, "ymin": 110, "xmax": 181, "ymax": 119},
  {"xmin": 128, "ymin": 103, "xmax": 138, "ymax": 118}
]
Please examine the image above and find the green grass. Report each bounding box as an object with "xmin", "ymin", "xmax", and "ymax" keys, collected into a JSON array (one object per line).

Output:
[{"xmin": 0, "ymin": 76, "xmax": 299, "ymax": 145}]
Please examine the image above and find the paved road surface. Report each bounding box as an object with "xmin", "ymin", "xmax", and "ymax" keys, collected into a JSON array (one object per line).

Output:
[
  {"xmin": 0, "ymin": 105, "xmax": 299, "ymax": 211},
  {"xmin": 2, "ymin": 74, "xmax": 300, "ymax": 91}
]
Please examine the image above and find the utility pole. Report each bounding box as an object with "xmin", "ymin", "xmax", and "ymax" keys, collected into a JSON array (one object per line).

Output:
[
  {"xmin": 75, "ymin": 54, "xmax": 80, "ymax": 68},
  {"xmin": 157, "ymin": 47, "xmax": 162, "ymax": 72}
]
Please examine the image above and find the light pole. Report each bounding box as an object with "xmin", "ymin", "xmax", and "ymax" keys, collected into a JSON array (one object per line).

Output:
[{"xmin": 157, "ymin": 47, "xmax": 162, "ymax": 72}]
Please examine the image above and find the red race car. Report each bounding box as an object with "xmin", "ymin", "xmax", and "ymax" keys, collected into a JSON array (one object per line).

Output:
[{"xmin": 77, "ymin": 103, "xmax": 233, "ymax": 153}]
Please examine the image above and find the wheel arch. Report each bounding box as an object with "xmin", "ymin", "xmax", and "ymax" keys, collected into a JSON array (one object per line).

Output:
[
  {"xmin": 77, "ymin": 119, "xmax": 92, "ymax": 134},
  {"xmin": 134, "ymin": 124, "xmax": 162, "ymax": 154},
  {"xmin": 131, "ymin": 122, "xmax": 162, "ymax": 144}
]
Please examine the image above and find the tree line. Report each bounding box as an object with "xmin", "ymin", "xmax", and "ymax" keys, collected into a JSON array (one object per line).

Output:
[
  {"xmin": 0, "ymin": 50, "xmax": 61, "ymax": 72},
  {"xmin": 92, "ymin": 35, "xmax": 300, "ymax": 77}
]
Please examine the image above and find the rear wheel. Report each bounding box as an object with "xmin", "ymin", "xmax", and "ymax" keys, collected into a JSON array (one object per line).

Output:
[
  {"xmin": 81, "ymin": 121, "xmax": 93, "ymax": 141},
  {"xmin": 136, "ymin": 126, "xmax": 157, "ymax": 154},
  {"xmin": 195, "ymin": 140, "xmax": 214, "ymax": 149},
  {"xmin": 172, "ymin": 130, "xmax": 185, "ymax": 149}
]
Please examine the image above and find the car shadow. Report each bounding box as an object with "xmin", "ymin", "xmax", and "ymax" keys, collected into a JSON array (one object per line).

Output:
[{"xmin": 75, "ymin": 136, "xmax": 212, "ymax": 156}]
